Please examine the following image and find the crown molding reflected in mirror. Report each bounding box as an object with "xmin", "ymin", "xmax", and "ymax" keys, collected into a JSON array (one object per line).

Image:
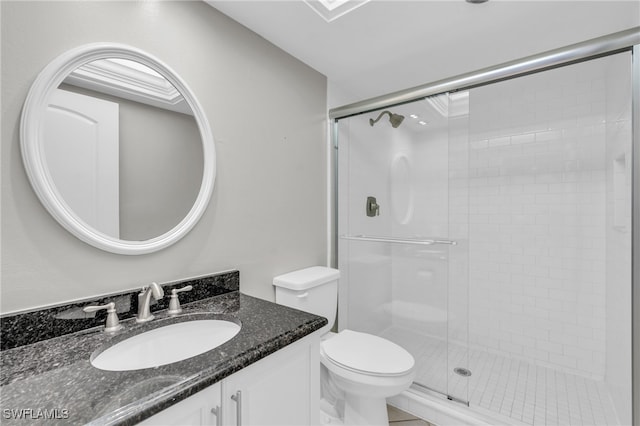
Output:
[
  {"xmin": 64, "ymin": 58, "xmax": 193, "ymax": 115},
  {"xmin": 20, "ymin": 43, "xmax": 216, "ymax": 255}
]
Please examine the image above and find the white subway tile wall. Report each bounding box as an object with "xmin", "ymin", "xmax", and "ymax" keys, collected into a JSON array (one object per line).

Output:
[{"xmin": 461, "ymin": 58, "xmax": 618, "ymax": 379}]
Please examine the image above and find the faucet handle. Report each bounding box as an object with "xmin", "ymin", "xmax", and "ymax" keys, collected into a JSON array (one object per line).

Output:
[
  {"xmin": 173, "ymin": 285, "xmax": 193, "ymax": 294},
  {"xmin": 83, "ymin": 302, "xmax": 123, "ymax": 333},
  {"xmin": 167, "ymin": 285, "xmax": 193, "ymax": 316}
]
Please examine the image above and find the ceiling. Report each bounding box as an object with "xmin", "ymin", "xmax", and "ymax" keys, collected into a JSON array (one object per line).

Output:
[{"xmin": 206, "ymin": 1, "xmax": 639, "ymax": 108}]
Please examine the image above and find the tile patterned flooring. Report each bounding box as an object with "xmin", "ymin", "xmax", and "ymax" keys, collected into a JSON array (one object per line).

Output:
[
  {"xmin": 381, "ymin": 327, "xmax": 620, "ymax": 426},
  {"xmin": 388, "ymin": 405, "xmax": 434, "ymax": 426}
]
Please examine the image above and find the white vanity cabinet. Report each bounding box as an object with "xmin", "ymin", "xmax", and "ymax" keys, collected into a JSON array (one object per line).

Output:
[
  {"xmin": 138, "ymin": 382, "xmax": 222, "ymax": 426},
  {"xmin": 139, "ymin": 332, "xmax": 320, "ymax": 426},
  {"xmin": 221, "ymin": 333, "xmax": 320, "ymax": 426}
]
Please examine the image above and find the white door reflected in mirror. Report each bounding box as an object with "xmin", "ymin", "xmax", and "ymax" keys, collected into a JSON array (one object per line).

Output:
[{"xmin": 45, "ymin": 89, "xmax": 120, "ymax": 237}]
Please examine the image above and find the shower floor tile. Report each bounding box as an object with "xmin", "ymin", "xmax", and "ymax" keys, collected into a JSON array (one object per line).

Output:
[{"xmin": 381, "ymin": 327, "xmax": 620, "ymax": 426}]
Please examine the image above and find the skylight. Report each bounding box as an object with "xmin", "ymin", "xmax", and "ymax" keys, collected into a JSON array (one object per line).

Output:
[{"xmin": 304, "ymin": 0, "xmax": 371, "ymax": 22}]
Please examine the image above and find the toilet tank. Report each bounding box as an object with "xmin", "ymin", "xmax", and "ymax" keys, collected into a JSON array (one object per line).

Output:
[{"xmin": 273, "ymin": 266, "xmax": 340, "ymax": 331}]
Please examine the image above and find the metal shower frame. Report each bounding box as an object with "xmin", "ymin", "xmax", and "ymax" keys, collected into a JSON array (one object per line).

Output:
[{"xmin": 328, "ymin": 26, "xmax": 640, "ymax": 423}]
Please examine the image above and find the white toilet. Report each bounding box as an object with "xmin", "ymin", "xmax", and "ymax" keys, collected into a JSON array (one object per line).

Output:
[{"xmin": 273, "ymin": 266, "xmax": 415, "ymax": 426}]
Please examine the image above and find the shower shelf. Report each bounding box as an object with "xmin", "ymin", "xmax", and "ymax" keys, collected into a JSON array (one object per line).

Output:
[{"xmin": 340, "ymin": 235, "xmax": 457, "ymax": 246}]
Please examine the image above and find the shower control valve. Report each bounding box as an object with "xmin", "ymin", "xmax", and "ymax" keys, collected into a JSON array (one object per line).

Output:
[{"xmin": 366, "ymin": 196, "xmax": 380, "ymax": 217}]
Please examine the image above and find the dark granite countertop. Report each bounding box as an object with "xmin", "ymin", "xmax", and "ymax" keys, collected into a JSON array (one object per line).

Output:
[{"xmin": 0, "ymin": 291, "xmax": 327, "ymax": 425}]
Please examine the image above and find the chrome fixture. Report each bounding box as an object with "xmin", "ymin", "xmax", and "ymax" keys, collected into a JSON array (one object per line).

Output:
[
  {"xmin": 329, "ymin": 28, "xmax": 640, "ymax": 120},
  {"xmin": 369, "ymin": 110, "xmax": 405, "ymax": 128},
  {"xmin": 231, "ymin": 390, "xmax": 242, "ymax": 425},
  {"xmin": 136, "ymin": 282, "xmax": 165, "ymax": 323},
  {"xmin": 83, "ymin": 302, "xmax": 123, "ymax": 333},
  {"xmin": 340, "ymin": 234, "xmax": 457, "ymax": 246},
  {"xmin": 210, "ymin": 406, "xmax": 221, "ymax": 426},
  {"xmin": 366, "ymin": 196, "xmax": 380, "ymax": 217},
  {"xmin": 454, "ymin": 367, "xmax": 472, "ymax": 377},
  {"xmin": 167, "ymin": 285, "xmax": 194, "ymax": 316}
]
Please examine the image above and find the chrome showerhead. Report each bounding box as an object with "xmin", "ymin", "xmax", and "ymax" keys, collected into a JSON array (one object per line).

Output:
[
  {"xmin": 369, "ymin": 110, "xmax": 405, "ymax": 128},
  {"xmin": 389, "ymin": 113, "xmax": 405, "ymax": 128}
]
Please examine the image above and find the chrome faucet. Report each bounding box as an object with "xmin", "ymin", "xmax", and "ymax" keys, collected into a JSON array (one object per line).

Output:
[{"xmin": 136, "ymin": 282, "xmax": 165, "ymax": 323}]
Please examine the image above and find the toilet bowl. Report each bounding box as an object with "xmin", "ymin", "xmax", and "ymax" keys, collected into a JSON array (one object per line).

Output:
[
  {"xmin": 273, "ymin": 267, "xmax": 415, "ymax": 426},
  {"xmin": 320, "ymin": 330, "xmax": 415, "ymax": 425}
]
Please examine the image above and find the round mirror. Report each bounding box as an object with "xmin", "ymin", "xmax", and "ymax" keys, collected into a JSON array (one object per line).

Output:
[{"xmin": 20, "ymin": 43, "xmax": 216, "ymax": 255}]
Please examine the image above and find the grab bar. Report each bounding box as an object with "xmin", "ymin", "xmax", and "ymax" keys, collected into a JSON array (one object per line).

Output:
[{"xmin": 340, "ymin": 235, "xmax": 457, "ymax": 246}]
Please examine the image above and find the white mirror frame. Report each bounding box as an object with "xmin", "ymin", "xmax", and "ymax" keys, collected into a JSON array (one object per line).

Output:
[{"xmin": 20, "ymin": 43, "xmax": 216, "ymax": 255}]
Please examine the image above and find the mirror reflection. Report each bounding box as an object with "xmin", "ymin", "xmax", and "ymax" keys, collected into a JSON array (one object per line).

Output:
[{"xmin": 43, "ymin": 59, "xmax": 203, "ymax": 241}]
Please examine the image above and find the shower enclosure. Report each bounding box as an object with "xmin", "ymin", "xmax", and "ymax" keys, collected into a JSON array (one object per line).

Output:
[{"xmin": 333, "ymin": 31, "xmax": 638, "ymax": 426}]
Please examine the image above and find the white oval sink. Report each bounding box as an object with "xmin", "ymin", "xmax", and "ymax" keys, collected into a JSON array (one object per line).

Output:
[{"xmin": 91, "ymin": 320, "xmax": 241, "ymax": 371}]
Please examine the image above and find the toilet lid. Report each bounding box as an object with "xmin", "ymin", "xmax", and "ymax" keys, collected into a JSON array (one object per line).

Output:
[{"xmin": 322, "ymin": 330, "xmax": 414, "ymax": 376}]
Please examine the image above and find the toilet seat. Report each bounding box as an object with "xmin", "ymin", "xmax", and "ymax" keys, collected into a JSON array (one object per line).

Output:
[{"xmin": 321, "ymin": 330, "xmax": 414, "ymax": 377}]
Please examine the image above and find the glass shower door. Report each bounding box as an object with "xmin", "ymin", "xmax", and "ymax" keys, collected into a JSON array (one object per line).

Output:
[
  {"xmin": 336, "ymin": 48, "xmax": 633, "ymax": 426},
  {"xmin": 336, "ymin": 94, "xmax": 470, "ymax": 403}
]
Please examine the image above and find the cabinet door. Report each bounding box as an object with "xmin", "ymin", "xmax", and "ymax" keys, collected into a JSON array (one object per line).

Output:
[
  {"xmin": 138, "ymin": 382, "xmax": 222, "ymax": 426},
  {"xmin": 223, "ymin": 334, "xmax": 320, "ymax": 426}
]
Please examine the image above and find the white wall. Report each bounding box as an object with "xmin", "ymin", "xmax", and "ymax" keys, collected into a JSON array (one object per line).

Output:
[{"xmin": 1, "ymin": 1, "xmax": 327, "ymax": 313}]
